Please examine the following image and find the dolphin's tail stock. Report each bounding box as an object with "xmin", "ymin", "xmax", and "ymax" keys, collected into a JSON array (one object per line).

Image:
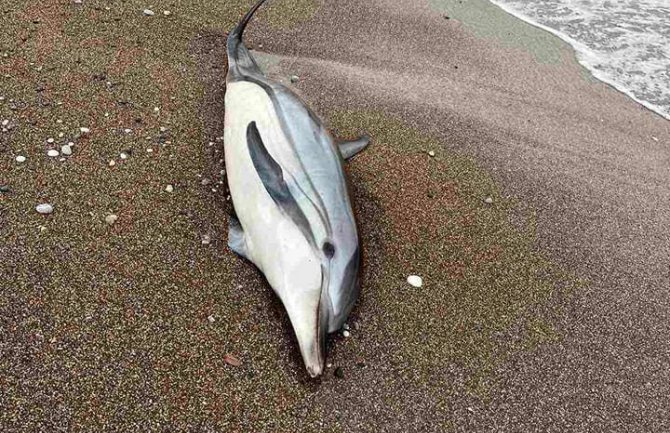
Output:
[{"xmin": 226, "ymin": 0, "xmax": 269, "ymax": 80}]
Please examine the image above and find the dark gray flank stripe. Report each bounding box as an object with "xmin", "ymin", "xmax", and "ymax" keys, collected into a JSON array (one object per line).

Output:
[{"xmin": 246, "ymin": 121, "xmax": 315, "ymax": 248}]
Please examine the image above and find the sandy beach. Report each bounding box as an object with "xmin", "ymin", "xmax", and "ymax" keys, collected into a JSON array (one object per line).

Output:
[{"xmin": 1, "ymin": 0, "xmax": 669, "ymax": 431}]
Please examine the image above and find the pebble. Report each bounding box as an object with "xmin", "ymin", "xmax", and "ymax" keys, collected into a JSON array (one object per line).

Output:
[
  {"xmin": 407, "ymin": 275, "xmax": 423, "ymax": 288},
  {"xmin": 36, "ymin": 203, "xmax": 54, "ymax": 214},
  {"xmin": 61, "ymin": 144, "xmax": 72, "ymax": 156},
  {"xmin": 47, "ymin": 138, "xmax": 54, "ymax": 144},
  {"xmin": 163, "ymin": 10, "xmax": 171, "ymax": 16},
  {"xmin": 105, "ymin": 214, "xmax": 118, "ymax": 225},
  {"xmin": 428, "ymin": 150, "xmax": 436, "ymax": 157},
  {"xmin": 15, "ymin": 155, "xmax": 26, "ymax": 163},
  {"xmin": 159, "ymin": 126, "xmax": 168, "ymax": 133},
  {"xmin": 165, "ymin": 184, "xmax": 174, "ymax": 193},
  {"xmin": 124, "ymin": 128, "xmax": 132, "ymax": 134},
  {"xmin": 47, "ymin": 149, "xmax": 59, "ymax": 157},
  {"xmin": 342, "ymin": 330, "xmax": 351, "ymax": 338},
  {"xmin": 80, "ymin": 127, "xmax": 90, "ymax": 134},
  {"xmin": 652, "ymin": 136, "xmax": 659, "ymax": 142},
  {"xmin": 146, "ymin": 148, "xmax": 153, "ymax": 153},
  {"xmin": 207, "ymin": 315, "xmax": 215, "ymax": 323},
  {"xmin": 143, "ymin": 9, "xmax": 155, "ymax": 16},
  {"xmin": 290, "ymin": 75, "xmax": 299, "ymax": 83},
  {"xmin": 120, "ymin": 152, "xmax": 128, "ymax": 160},
  {"xmin": 484, "ymin": 197, "xmax": 494, "ymax": 204},
  {"xmin": 0, "ymin": 185, "xmax": 10, "ymax": 193},
  {"xmin": 109, "ymin": 160, "xmax": 116, "ymax": 167},
  {"xmin": 1, "ymin": 119, "xmax": 8, "ymax": 126},
  {"xmin": 153, "ymin": 107, "xmax": 160, "ymax": 113},
  {"xmin": 201, "ymin": 234, "xmax": 211, "ymax": 245}
]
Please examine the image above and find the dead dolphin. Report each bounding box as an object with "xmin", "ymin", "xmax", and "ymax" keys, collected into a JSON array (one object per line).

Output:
[{"xmin": 224, "ymin": 0, "xmax": 370, "ymax": 377}]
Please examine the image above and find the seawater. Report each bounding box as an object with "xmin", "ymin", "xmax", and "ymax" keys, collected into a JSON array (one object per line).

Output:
[{"xmin": 488, "ymin": 0, "xmax": 670, "ymax": 120}]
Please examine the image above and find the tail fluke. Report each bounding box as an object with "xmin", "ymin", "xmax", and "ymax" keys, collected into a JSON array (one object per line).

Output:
[{"xmin": 227, "ymin": 0, "xmax": 270, "ymax": 80}]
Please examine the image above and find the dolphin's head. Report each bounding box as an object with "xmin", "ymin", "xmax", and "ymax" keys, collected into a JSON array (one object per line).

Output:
[
  {"xmin": 275, "ymin": 224, "xmax": 361, "ymax": 378},
  {"xmin": 274, "ymin": 227, "xmax": 330, "ymax": 378}
]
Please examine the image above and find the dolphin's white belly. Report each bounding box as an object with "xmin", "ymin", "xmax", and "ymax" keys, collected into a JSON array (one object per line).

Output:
[{"xmin": 223, "ymin": 81, "xmax": 322, "ymax": 314}]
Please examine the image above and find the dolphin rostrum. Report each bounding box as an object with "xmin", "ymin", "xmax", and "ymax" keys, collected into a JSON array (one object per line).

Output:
[{"xmin": 224, "ymin": 0, "xmax": 370, "ymax": 377}]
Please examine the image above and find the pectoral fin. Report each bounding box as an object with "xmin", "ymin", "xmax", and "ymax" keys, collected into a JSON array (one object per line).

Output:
[
  {"xmin": 338, "ymin": 135, "xmax": 370, "ymax": 160},
  {"xmin": 228, "ymin": 214, "xmax": 251, "ymax": 260},
  {"xmin": 246, "ymin": 121, "xmax": 314, "ymax": 246}
]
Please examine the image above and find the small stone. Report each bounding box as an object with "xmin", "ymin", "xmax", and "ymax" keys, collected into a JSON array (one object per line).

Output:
[
  {"xmin": 207, "ymin": 315, "xmax": 215, "ymax": 323},
  {"xmin": 201, "ymin": 178, "xmax": 211, "ymax": 186},
  {"xmin": 343, "ymin": 323, "xmax": 350, "ymax": 330},
  {"xmin": 223, "ymin": 354, "xmax": 242, "ymax": 367},
  {"xmin": 0, "ymin": 185, "xmax": 10, "ymax": 193},
  {"xmin": 47, "ymin": 138, "xmax": 54, "ymax": 144},
  {"xmin": 146, "ymin": 148, "xmax": 153, "ymax": 153},
  {"xmin": 74, "ymin": 0, "xmax": 82, "ymax": 4},
  {"xmin": 61, "ymin": 144, "xmax": 72, "ymax": 155},
  {"xmin": 143, "ymin": 9, "xmax": 155, "ymax": 16},
  {"xmin": 80, "ymin": 127, "xmax": 90, "ymax": 134},
  {"xmin": 119, "ymin": 152, "xmax": 128, "ymax": 160},
  {"xmin": 108, "ymin": 160, "xmax": 116, "ymax": 167},
  {"xmin": 105, "ymin": 214, "xmax": 118, "ymax": 225},
  {"xmin": 16, "ymin": 155, "xmax": 26, "ymax": 163},
  {"xmin": 163, "ymin": 10, "xmax": 171, "ymax": 16},
  {"xmin": 334, "ymin": 367, "xmax": 344, "ymax": 378},
  {"xmin": 428, "ymin": 150, "xmax": 436, "ymax": 157},
  {"xmin": 36, "ymin": 203, "xmax": 54, "ymax": 214},
  {"xmin": 56, "ymin": 119, "xmax": 63, "ymax": 124},
  {"xmin": 342, "ymin": 330, "xmax": 351, "ymax": 338},
  {"xmin": 484, "ymin": 197, "xmax": 493, "ymax": 204},
  {"xmin": 153, "ymin": 107, "xmax": 160, "ymax": 113},
  {"xmin": 201, "ymin": 234, "xmax": 211, "ymax": 245},
  {"xmin": 124, "ymin": 128, "xmax": 132, "ymax": 134},
  {"xmin": 326, "ymin": 363, "xmax": 333, "ymax": 368},
  {"xmin": 58, "ymin": 132, "xmax": 64, "ymax": 138},
  {"xmin": 165, "ymin": 184, "xmax": 174, "ymax": 193},
  {"xmin": 407, "ymin": 275, "xmax": 423, "ymax": 288},
  {"xmin": 290, "ymin": 75, "xmax": 299, "ymax": 83},
  {"xmin": 1, "ymin": 119, "xmax": 8, "ymax": 126},
  {"xmin": 159, "ymin": 126, "xmax": 167, "ymax": 133},
  {"xmin": 47, "ymin": 149, "xmax": 59, "ymax": 157},
  {"xmin": 652, "ymin": 136, "xmax": 659, "ymax": 142}
]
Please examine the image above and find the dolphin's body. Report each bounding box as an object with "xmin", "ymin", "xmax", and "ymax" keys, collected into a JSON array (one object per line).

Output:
[{"xmin": 224, "ymin": 0, "xmax": 369, "ymax": 377}]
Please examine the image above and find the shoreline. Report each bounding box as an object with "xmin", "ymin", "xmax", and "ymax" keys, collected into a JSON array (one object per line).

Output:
[{"xmin": 486, "ymin": 0, "xmax": 670, "ymax": 121}]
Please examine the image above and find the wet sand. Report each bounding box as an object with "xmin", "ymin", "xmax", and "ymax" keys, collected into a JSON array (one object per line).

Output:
[{"xmin": 1, "ymin": 0, "xmax": 669, "ymax": 431}]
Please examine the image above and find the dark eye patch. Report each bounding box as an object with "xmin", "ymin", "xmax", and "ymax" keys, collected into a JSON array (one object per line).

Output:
[{"xmin": 322, "ymin": 241, "xmax": 335, "ymax": 258}]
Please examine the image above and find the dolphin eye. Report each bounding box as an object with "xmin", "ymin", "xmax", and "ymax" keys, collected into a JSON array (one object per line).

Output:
[{"xmin": 322, "ymin": 241, "xmax": 335, "ymax": 258}]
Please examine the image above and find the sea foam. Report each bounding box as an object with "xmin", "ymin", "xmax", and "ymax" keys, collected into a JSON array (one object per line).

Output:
[{"xmin": 489, "ymin": 0, "xmax": 670, "ymax": 120}]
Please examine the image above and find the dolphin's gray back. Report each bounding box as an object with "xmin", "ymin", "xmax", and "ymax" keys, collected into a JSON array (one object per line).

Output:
[{"xmin": 268, "ymin": 82, "xmax": 360, "ymax": 329}]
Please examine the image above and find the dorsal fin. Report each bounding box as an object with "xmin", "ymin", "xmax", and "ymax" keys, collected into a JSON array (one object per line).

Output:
[{"xmin": 227, "ymin": 0, "xmax": 270, "ymax": 81}]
